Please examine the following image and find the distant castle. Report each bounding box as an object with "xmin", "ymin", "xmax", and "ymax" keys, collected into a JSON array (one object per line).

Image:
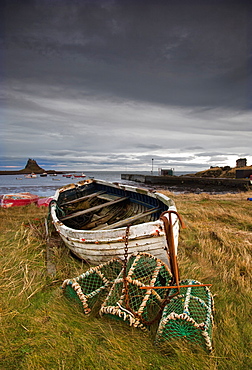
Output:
[
  {"xmin": 236, "ymin": 158, "xmax": 247, "ymax": 168},
  {"xmin": 21, "ymin": 158, "xmax": 45, "ymax": 173}
]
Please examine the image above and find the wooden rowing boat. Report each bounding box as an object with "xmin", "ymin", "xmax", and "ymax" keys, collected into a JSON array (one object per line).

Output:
[{"xmin": 49, "ymin": 179, "xmax": 180, "ymax": 265}]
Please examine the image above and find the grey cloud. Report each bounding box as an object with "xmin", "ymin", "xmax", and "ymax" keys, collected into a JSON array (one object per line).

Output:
[
  {"xmin": 206, "ymin": 156, "xmax": 229, "ymax": 163},
  {"xmin": 49, "ymin": 150, "xmax": 80, "ymax": 157},
  {"xmin": 185, "ymin": 146, "xmax": 204, "ymax": 151},
  {"xmin": 196, "ymin": 152, "xmax": 228, "ymax": 157},
  {"xmin": 135, "ymin": 144, "xmax": 163, "ymax": 150},
  {"xmin": 141, "ymin": 155, "xmax": 196, "ymax": 162}
]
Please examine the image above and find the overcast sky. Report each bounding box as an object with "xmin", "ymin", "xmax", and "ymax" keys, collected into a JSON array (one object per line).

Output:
[{"xmin": 1, "ymin": 0, "xmax": 251, "ymax": 172}]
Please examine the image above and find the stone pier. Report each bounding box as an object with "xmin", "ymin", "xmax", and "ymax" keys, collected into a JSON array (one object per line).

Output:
[{"xmin": 121, "ymin": 174, "xmax": 251, "ymax": 191}]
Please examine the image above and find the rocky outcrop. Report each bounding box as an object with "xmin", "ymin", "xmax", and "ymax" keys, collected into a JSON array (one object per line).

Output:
[{"xmin": 19, "ymin": 159, "xmax": 45, "ymax": 174}]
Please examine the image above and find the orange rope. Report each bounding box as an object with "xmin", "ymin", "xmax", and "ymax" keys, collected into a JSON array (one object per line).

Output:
[{"xmin": 140, "ymin": 283, "xmax": 212, "ymax": 290}]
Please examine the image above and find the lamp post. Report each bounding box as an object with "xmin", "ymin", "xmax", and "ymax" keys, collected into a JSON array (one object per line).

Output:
[{"xmin": 151, "ymin": 158, "xmax": 154, "ymax": 174}]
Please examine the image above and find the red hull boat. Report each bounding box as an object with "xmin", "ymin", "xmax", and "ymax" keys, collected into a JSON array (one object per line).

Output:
[
  {"xmin": 37, "ymin": 197, "xmax": 54, "ymax": 207},
  {"xmin": 0, "ymin": 192, "xmax": 39, "ymax": 208},
  {"xmin": 73, "ymin": 173, "xmax": 86, "ymax": 178}
]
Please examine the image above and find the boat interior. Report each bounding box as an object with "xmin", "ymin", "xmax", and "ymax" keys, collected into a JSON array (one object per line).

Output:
[{"xmin": 55, "ymin": 181, "xmax": 168, "ymax": 230}]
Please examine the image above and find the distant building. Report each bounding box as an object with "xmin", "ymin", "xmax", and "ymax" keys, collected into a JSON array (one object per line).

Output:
[
  {"xmin": 236, "ymin": 158, "xmax": 247, "ymax": 168},
  {"xmin": 160, "ymin": 168, "xmax": 173, "ymax": 176}
]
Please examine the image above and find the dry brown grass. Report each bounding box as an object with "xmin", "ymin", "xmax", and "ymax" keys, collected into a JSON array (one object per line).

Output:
[{"xmin": 0, "ymin": 192, "xmax": 252, "ymax": 369}]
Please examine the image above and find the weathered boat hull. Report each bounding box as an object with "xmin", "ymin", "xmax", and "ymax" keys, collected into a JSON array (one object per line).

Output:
[
  {"xmin": 0, "ymin": 192, "xmax": 39, "ymax": 208},
  {"xmin": 50, "ymin": 179, "xmax": 180, "ymax": 265}
]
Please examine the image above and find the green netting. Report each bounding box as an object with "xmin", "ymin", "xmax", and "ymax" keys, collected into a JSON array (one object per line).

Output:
[
  {"xmin": 62, "ymin": 258, "xmax": 123, "ymax": 314},
  {"xmin": 61, "ymin": 257, "xmax": 214, "ymax": 352},
  {"xmin": 155, "ymin": 279, "xmax": 214, "ymax": 352},
  {"xmin": 99, "ymin": 252, "xmax": 173, "ymax": 330}
]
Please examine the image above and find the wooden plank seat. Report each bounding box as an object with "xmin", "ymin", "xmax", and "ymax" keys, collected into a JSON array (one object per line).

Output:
[
  {"xmin": 60, "ymin": 191, "xmax": 106, "ymax": 206},
  {"xmin": 100, "ymin": 207, "xmax": 160, "ymax": 230},
  {"xmin": 96, "ymin": 193, "xmax": 120, "ymax": 201},
  {"xmin": 60, "ymin": 196, "xmax": 129, "ymax": 221},
  {"xmin": 83, "ymin": 204, "xmax": 127, "ymax": 230}
]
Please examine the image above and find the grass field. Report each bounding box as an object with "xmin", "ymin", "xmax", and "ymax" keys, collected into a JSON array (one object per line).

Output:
[{"xmin": 0, "ymin": 191, "xmax": 252, "ymax": 369}]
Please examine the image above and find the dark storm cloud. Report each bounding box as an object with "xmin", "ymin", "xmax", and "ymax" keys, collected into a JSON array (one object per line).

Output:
[
  {"xmin": 0, "ymin": 0, "xmax": 252, "ymax": 171},
  {"xmin": 2, "ymin": 0, "xmax": 252, "ymax": 108}
]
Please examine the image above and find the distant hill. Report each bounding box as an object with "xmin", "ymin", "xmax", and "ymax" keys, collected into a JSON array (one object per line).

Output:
[{"xmin": 190, "ymin": 165, "xmax": 252, "ymax": 179}]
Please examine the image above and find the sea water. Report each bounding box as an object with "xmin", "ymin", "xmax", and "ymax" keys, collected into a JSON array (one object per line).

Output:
[{"xmin": 0, "ymin": 171, "xmax": 194, "ymax": 197}]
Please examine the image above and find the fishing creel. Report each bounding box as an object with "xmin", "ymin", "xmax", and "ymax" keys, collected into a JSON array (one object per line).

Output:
[
  {"xmin": 99, "ymin": 252, "xmax": 173, "ymax": 330},
  {"xmin": 62, "ymin": 258, "xmax": 123, "ymax": 314},
  {"xmin": 155, "ymin": 279, "xmax": 214, "ymax": 351}
]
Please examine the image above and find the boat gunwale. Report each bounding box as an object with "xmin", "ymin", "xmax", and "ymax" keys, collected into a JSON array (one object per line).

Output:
[
  {"xmin": 52, "ymin": 179, "xmax": 175, "ymax": 210},
  {"xmin": 50, "ymin": 191, "xmax": 178, "ymax": 243}
]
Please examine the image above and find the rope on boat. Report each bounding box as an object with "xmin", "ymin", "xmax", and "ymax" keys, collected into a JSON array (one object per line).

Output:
[{"xmin": 48, "ymin": 199, "xmax": 66, "ymax": 221}]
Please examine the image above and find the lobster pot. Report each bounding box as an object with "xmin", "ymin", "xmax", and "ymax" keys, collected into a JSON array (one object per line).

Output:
[
  {"xmin": 62, "ymin": 258, "xmax": 123, "ymax": 314},
  {"xmin": 100, "ymin": 252, "xmax": 173, "ymax": 330},
  {"xmin": 155, "ymin": 279, "xmax": 214, "ymax": 352}
]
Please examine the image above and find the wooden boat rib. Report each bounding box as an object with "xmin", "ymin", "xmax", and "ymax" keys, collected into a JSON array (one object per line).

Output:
[
  {"xmin": 50, "ymin": 179, "xmax": 180, "ymax": 265},
  {"xmin": 61, "ymin": 196, "xmax": 129, "ymax": 221}
]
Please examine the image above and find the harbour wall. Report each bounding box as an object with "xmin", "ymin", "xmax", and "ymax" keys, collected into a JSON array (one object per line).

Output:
[{"xmin": 121, "ymin": 174, "xmax": 251, "ymax": 191}]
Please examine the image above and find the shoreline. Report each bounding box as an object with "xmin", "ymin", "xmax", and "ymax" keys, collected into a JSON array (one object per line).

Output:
[{"xmin": 0, "ymin": 171, "xmax": 65, "ymax": 175}]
